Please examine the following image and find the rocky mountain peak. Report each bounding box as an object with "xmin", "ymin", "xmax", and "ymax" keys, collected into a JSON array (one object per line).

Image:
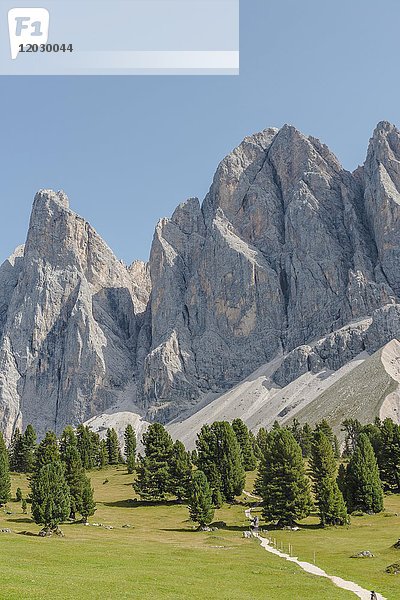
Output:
[{"xmin": 2, "ymin": 122, "xmax": 400, "ymax": 438}]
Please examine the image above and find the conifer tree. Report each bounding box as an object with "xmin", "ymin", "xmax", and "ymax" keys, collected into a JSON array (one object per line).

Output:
[
  {"xmin": 60, "ymin": 426, "xmax": 87, "ymax": 519},
  {"xmin": 315, "ymin": 420, "xmax": 340, "ymax": 459},
  {"xmin": 124, "ymin": 424, "xmax": 137, "ymax": 474},
  {"xmin": 169, "ymin": 440, "xmax": 192, "ymax": 500},
  {"xmin": 188, "ymin": 470, "xmax": 215, "ymax": 528},
  {"xmin": 80, "ymin": 475, "xmax": 96, "ymax": 523},
  {"xmin": 0, "ymin": 431, "xmax": 11, "ymax": 505},
  {"xmin": 346, "ymin": 433, "xmax": 383, "ymax": 513},
  {"xmin": 232, "ymin": 418, "xmax": 257, "ymax": 471},
  {"xmin": 256, "ymin": 427, "xmax": 269, "ymax": 456},
  {"xmin": 35, "ymin": 431, "xmax": 60, "ymax": 469},
  {"xmin": 337, "ymin": 463, "xmax": 347, "ymax": 500},
  {"xmin": 9, "ymin": 428, "xmax": 23, "ymax": 472},
  {"xmin": 377, "ymin": 419, "xmax": 400, "ymax": 492},
  {"xmin": 134, "ymin": 423, "xmax": 174, "ymax": 501},
  {"xmin": 341, "ymin": 419, "xmax": 362, "ymax": 457},
  {"xmin": 30, "ymin": 461, "xmax": 71, "ymax": 532},
  {"xmin": 258, "ymin": 428, "xmax": 313, "ymax": 526},
  {"xmin": 106, "ymin": 428, "xmax": 120, "ymax": 465},
  {"xmin": 21, "ymin": 498, "xmax": 27, "ymax": 514},
  {"xmin": 249, "ymin": 430, "xmax": 261, "ymax": 460},
  {"xmin": 16, "ymin": 487, "xmax": 23, "ymax": 502},
  {"xmin": 196, "ymin": 421, "xmax": 245, "ymax": 504},
  {"xmin": 310, "ymin": 431, "xmax": 347, "ymax": 526},
  {"xmin": 300, "ymin": 423, "xmax": 313, "ymax": 458},
  {"xmin": 77, "ymin": 425, "xmax": 94, "ymax": 470},
  {"xmin": 99, "ymin": 440, "xmax": 108, "ymax": 469},
  {"xmin": 21, "ymin": 424, "xmax": 37, "ymax": 472},
  {"xmin": 90, "ymin": 431, "xmax": 101, "ymax": 468}
]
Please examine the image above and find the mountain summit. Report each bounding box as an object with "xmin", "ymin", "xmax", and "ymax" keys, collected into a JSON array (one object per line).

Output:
[{"xmin": 1, "ymin": 123, "xmax": 400, "ymax": 439}]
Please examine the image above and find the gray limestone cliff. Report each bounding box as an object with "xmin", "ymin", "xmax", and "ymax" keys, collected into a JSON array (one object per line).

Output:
[{"xmin": 1, "ymin": 122, "xmax": 400, "ymax": 438}]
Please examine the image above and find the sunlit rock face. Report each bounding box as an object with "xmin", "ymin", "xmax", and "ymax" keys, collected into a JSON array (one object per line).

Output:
[{"xmin": 2, "ymin": 122, "xmax": 400, "ymax": 438}]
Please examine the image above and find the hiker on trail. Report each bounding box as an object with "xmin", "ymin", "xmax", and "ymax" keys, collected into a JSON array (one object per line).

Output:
[
  {"xmin": 370, "ymin": 592, "xmax": 377, "ymax": 600},
  {"xmin": 252, "ymin": 516, "xmax": 259, "ymax": 532}
]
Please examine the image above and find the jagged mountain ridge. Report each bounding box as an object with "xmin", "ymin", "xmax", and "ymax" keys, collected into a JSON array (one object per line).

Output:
[{"xmin": 1, "ymin": 121, "xmax": 400, "ymax": 440}]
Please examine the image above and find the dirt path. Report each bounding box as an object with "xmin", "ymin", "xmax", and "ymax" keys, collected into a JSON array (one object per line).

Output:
[{"xmin": 243, "ymin": 492, "xmax": 386, "ymax": 600}]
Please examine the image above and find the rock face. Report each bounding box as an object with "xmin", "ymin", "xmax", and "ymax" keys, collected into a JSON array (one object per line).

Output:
[
  {"xmin": 0, "ymin": 191, "xmax": 150, "ymax": 439},
  {"xmin": 2, "ymin": 122, "xmax": 400, "ymax": 438},
  {"xmin": 145, "ymin": 121, "xmax": 400, "ymax": 420}
]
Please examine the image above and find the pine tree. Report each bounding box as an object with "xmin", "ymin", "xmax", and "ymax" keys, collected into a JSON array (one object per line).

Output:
[
  {"xmin": 169, "ymin": 440, "xmax": 192, "ymax": 500},
  {"xmin": 188, "ymin": 470, "xmax": 215, "ymax": 528},
  {"xmin": 80, "ymin": 475, "xmax": 96, "ymax": 523},
  {"xmin": 21, "ymin": 498, "xmax": 27, "ymax": 514},
  {"xmin": 124, "ymin": 424, "xmax": 137, "ymax": 474},
  {"xmin": 310, "ymin": 430, "xmax": 347, "ymax": 526},
  {"xmin": 16, "ymin": 487, "xmax": 23, "ymax": 502},
  {"xmin": 300, "ymin": 423, "xmax": 313, "ymax": 458},
  {"xmin": 258, "ymin": 428, "xmax": 313, "ymax": 526},
  {"xmin": 196, "ymin": 421, "xmax": 245, "ymax": 504},
  {"xmin": 256, "ymin": 428, "xmax": 269, "ymax": 456},
  {"xmin": 35, "ymin": 431, "xmax": 60, "ymax": 469},
  {"xmin": 106, "ymin": 428, "xmax": 120, "ymax": 465},
  {"xmin": 232, "ymin": 418, "xmax": 257, "ymax": 471},
  {"xmin": 337, "ymin": 463, "xmax": 347, "ymax": 500},
  {"xmin": 30, "ymin": 461, "xmax": 71, "ymax": 532},
  {"xmin": 0, "ymin": 431, "xmax": 11, "ymax": 505},
  {"xmin": 249, "ymin": 430, "xmax": 261, "ymax": 460},
  {"xmin": 99, "ymin": 440, "xmax": 108, "ymax": 469},
  {"xmin": 60, "ymin": 426, "xmax": 87, "ymax": 520},
  {"xmin": 315, "ymin": 420, "xmax": 340, "ymax": 459},
  {"xmin": 77, "ymin": 425, "xmax": 94, "ymax": 470},
  {"xmin": 377, "ymin": 419, "xmax": 400, "ymax": 492},
  {"xmin": 90, "ymin": 431, "xmax": 101, "ymax": 469},
  {"xmin": 134, "ymin": 423, "xmax": 174, "ymax": 501},
  {"xmin": 21, "ymin": 424, "xmax": 37, "ymax": 472},
  {"xmin": 346, "ymin": 433, "xmax": 383, "ymax": 514},
  {"xmin": 9, "ymin": 428, "xmax": 24, "ymax": 472},
  {"xmin": 341, "ymin": 419, "xmax": 362, "ymax": 457}
]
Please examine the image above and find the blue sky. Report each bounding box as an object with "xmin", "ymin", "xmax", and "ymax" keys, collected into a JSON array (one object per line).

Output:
[{"xmin": 1, "ymin": 0, "xmax": 399, "ymax": 263}]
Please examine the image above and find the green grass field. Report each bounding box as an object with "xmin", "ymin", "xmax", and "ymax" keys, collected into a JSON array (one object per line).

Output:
[{"xmin": 0, "ymin": 468, "xmax": 397, "ymax": 599}]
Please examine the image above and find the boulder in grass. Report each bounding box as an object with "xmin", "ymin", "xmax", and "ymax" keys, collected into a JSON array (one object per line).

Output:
[
  {"xmin": 351, "ymin": 550, "xmax": 374, "ymax": 558},
  {"xmin": 386, "ymin": 563, "xmax": 400, "ymax": 575},
  {"xmin": 393, "ymin": 539, "xmax": 400, "ymax": 549},
  {"xmin": 0, "ymin": 528, "xmax": 12, "ymax": 533}
]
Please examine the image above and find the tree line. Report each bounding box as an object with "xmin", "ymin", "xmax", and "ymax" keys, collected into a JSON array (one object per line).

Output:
[{"xmin": 0, "ymin": 422, "xmax": 137, "ymax": 534}]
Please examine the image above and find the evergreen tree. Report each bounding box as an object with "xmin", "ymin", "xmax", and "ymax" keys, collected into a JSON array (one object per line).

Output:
[
  {"xmin": 21, "ymin": 424, "xmax": 37, "ymax": 472},
  {"xmin": 80, "ymin": 475, "xmax": 96, "ymax": 523},
  {"xmin": 341, "ymin": 419, "xmax": 362, "ymax": 457},
  {"xmin": 310, "ymin": 431, "xmax": 347, "ymax": 526},
  {"xmin": 30, "ymin": 461, "xmax": 71, "ymax": 531},
  {"xmin": 346, "ymin": 433, "xmax": 383, "ymax": 513},
  {"xmin": 256, "ymin": 427, "xmax": 269, "ymax": 457},
  {"xmin": 232, "ymin": 418, "xmax": 257, "ymax": 471},
  {"xmin": 60, "ymin": 426, "xmax": 87, "ymax": 519},
  {"xmin": 169, "ymin": 440, "xmax": 192, "ymax": 500},
  {"xmin": 300, "ymin": 423, "xmax": 313, "ymax": 458},
  {"xmin": 16, "ymin": 487, "xmax": 23, "ymax": 502},
  {"xmin": 188, "ymin": 470, "xmax": 215, "ymax": 528},
  {"xmin": 35, "ymin": 431, "xmax": 59, "ymax": 469},
  {"xmin": 315, "ymin": 420, "xmax": 340, "ymax": 459},
  {"xmin": 249, "ymin": 430, "xmax": 261, "ymax": 460},
  {"xmin": 124, "ymin": 424, "xmax": 137, "ymax": 474},
  {"xmin": 99, "ymin": 440, "xmax": 108, "ymax": 469},
  {"xmin": 377, "ymin": 419, "xmax": 400, "ymax": 492},
  {"xmin": 337, "ymin": 463, "xmax": 347, "ymax": 500},
  {"xmin": 134, "ymin": 423, "xmax": 174, "ymax": 501},
  {"xmin": 106, "ymin": 428, "xmax": 120, "ymax": 465},
  {"xmin": 196, "ymin": 421, "xmax": 245, "ymax": 504},
  {"xmin": 258, "ymin": 428, "xmax": 313, "ymax": 526},
  {"xmin": 77, "ymin": 425, "xmax": 94, "ymax": 470},
  {"xmin": 9, "ymin": 428, "xmax": 24, "ymax": 472},
  {"xmin": 0, "ymin": 431, "xmax": 11, "ymax": 505},
  {"xmin": 21, "ymin": 498, "xmax": 27, "ymax": 514},
  {"xmin": 90, "ymin": 431, "xmax": 101, "ymax": 469}
]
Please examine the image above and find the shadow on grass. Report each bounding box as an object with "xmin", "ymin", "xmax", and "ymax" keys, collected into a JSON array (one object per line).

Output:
[
  {"xmin": 103, "ymin": 498, "xmax": 182, "ymax": 509},
  {"xmin": 5, "ymin": 517, "xmax": 33, "ymax": 524},
  {"xmin": 17, "ymin": 531, "xmax": 39, "ymax": 537}
]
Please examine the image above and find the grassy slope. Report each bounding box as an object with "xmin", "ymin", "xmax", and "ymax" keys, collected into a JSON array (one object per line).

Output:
[
  {"xmin": 0, "ymin": 468, "xmax": 352, "ymax": 600},
  {"xmin": 244, "ymin": 473, "xmax": 400, "ymax": 600},
  {"xmin": 290, "ymin": 348, "xmax": 397, "ymax": 435}
]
